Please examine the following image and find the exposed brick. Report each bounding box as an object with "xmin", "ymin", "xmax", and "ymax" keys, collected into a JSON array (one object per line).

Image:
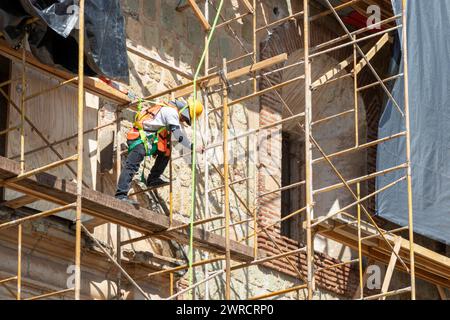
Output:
[{"xmin": 255, "ymin": 18, "xmax": 363, "ymax": 298}]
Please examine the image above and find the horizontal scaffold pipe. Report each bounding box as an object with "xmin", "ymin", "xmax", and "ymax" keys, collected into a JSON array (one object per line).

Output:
[
  {"xmin": 256, "ymin": 0, "xmax": 362, "ymax": 33},
  {"xmin": 312, "ymin": 14, "xmax": 402, "ymax": 52},
  {"xmin": 10, "ymin": 120, "xmax": 117, "ymax": 160},
  {"xmin": 249, "ymin": 283, "xmax": 308, "ymax": 300},
  {"xmin": 362, "ymin": 286, "xmax": 411, "ymax": 300},
  {"xmin": 124, "ymin": 53, "xmax": 288, "ymax": 110},
  {"xmin": 171, "ymin": 110, "xmax": 306, "ymax": 162},
  {"xmin": 0, "ymin": 155, "xmax": 78, "ymax": 186},
  {"xmin": 0, "ymin": 203, "xmax": 76, "ymax": 231},
  {"xmin": 313, "ymin": 163, "xmax": 408, "ymax": 195},
  {"xmin": 312, "ymin": 132, "xmax": 406, "ymax": 164},
  {"xmin": 357, "ymin": 73, "xmax": 403, "ymax": 92},
  {"xmin": 25, "ymin": 288, "xmax": 75, "ymax": 301},
  {"xmin": 210, "ymin": 75, "xmax": 305, "ymax": 112},
  {"xmin": 120, "ymin": 215, "xmax": 224, "ymax": 246},
  {"xmin": 310, "ymin": 25, "xmax": 401, "ymax": 59},
  {"xmin": 311, "ymin": 176, "xmax": 407, "ymax": 228}
]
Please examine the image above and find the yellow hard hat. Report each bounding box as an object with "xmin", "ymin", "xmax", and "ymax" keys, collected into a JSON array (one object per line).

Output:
[{"xmin": 188, "ymin": 97, "xmax": 204, "ymax": 120}]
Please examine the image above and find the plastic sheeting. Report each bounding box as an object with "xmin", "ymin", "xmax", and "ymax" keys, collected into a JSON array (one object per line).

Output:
[
  {"xmin": 0, "ymin": 0, "xmax": 129, "ymax": 83},
  {"xmin": 376, "ymin": 1, "xmax": 450, "ymax": 244}
]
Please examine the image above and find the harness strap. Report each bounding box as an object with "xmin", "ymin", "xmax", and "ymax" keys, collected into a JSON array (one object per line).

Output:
[{"xmin": 127, "ymin": 128, "xmax": 167, "ymax": 157}]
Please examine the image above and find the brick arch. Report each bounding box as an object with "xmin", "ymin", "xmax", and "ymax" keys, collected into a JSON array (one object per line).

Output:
[{"xmin": 256, "ymin": 19, "xmax": 362, "ymax": 297}]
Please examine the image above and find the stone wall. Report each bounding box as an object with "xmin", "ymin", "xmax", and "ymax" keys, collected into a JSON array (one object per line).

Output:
[{"xmin": 106, "ymin": 0, "xmax": 354, "ymax": 299}]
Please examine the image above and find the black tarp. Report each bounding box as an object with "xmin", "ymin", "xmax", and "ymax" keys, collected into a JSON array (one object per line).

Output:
[{"xmin": 0, "ymin": 0, "xmax": 129, "ymax": 83}]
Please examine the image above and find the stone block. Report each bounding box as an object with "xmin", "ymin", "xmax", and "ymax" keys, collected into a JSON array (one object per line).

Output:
[
  {"xmin": 143, "ymin": 0, "xmax": 157, "ymax": 22},
  {"xmin": 186, "ymin": 12, "xmax": 203, "ymax": 48},
  {"xmin": 123, "ymin": 0, "xmax": 140, "ymax": 19},
  {"xmin": 161, "ymin": 0, "xmax": 186, "ymax": 36},
  {"xmin": 143, "ymin": 24, "xmax": 160, "ymax": 51},
  {"xmin": 126, "ymin": 16, "xmax": 143, "ymax": 43}
]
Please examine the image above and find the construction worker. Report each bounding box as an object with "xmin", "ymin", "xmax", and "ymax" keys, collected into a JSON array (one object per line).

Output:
[{"xmin": 115, "ymin": 98, "xmax": 204, "ymax": 204}]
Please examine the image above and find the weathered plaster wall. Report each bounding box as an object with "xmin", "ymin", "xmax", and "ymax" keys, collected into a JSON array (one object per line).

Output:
[
  {"xmin": 102, "ymin": 0, "xmax": 347, "ymax": 300},
  {"xmin": 0, "ymin": 208, "xmax": 170, "ymax": 300}
]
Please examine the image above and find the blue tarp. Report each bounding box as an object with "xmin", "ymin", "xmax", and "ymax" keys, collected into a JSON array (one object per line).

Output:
[{"xmin": 376, "ymin": 0, "xmax": 450, "ymax": 244}]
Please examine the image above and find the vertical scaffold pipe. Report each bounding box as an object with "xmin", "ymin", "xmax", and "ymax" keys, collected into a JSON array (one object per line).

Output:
[
  {"xmin": 222, "ymin": 58, "xmax": 231, "ymax": 300},
  {"xmin": 303, "ymin": 0, "xmax": 315, "ymax": 300},
  {"xmin": 17, "ymin": 33, "xmax": 27, "ymax": 301},
  {"xmin": 187, "ymin": 0, "xmax": 225, "ymax": 300},
  {"xmin": 74, "ymin": 0, "xmax": 85, "ymax": 301},
  {"xmin": 401, "ymin": 0, "xmax": 415, "ymax": 300}
]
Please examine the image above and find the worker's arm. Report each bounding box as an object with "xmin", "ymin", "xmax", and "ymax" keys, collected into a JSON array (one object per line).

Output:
[
  {"xmin": 164, "ymin": 107, "xmax": 204, "ymax": 152},
  {"xmin": 162, "ymin": 108, "xmax": 204, "ymax": 153},
  {"xmin": 169, "ymin": 125, "xmax": 192, "ymax": 150}
]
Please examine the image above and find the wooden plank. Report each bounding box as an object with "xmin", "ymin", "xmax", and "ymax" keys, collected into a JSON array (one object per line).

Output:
[
  {"xmin": 202, "ymin": 54, "xmax": 287, "ymax": 89},
  {"xmin": 127, "ymin": 53, "xmax": 288, "ymax": 109},
  {"xmin": 0, "ymin": 40, "xmax": 130, "ymax": 105},
  {"xmin": 312, "ymin": 55, "xmax": 353, "ymax": 89},
  {"xmin": 436, "ymin": 285, "xmax": 447, "ymax": 300},
  {"xmin": 0, "ymin": 156, "xmax": 253, "ymax": 262},
  {"xmin": 316, "ymin": 217, "xmax": 450, "ymax": 289},
  {"xmin": 312, "ymin": 37, "xmax": 388, "ymax": 89},
  {"xmin": 1, "ymin": 195, "xmax": 38, "ymax": 209},
  {"xmin": 380, "ymin": 237, "xmax": 402, "ymax": 300},
  {"xmin": 353, "ymin": 33, "xmax": 389, "ymax": 74},
  {"xmin": 187, "ymin": 0, "xmax": 211, "ymax": 31}
]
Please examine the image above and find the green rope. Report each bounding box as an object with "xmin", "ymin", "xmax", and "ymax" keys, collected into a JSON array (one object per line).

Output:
[{"xmin": 187, "ymin": 0, "xmax": 224, "ymax": 299}]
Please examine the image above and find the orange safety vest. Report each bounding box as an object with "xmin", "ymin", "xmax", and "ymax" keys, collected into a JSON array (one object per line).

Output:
[{"xmin": 126, "ymin": 104, "xmax": 177, "ymax": 157}]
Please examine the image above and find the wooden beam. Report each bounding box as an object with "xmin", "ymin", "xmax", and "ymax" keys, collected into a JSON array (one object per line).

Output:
[
  {"xmin": 187, "ymin": 0, "xmax": 211, "ymax": 31},
  {"xmin": 0, "ymin": 156, "xmax": 253, "ymax": 262},
  {"xmin": 127, "ymin": 53, "xmax": 288, "ymax": 109},
  {"xmin": 312, "ymin": 55, "xmax": 353, "ymax": 89},
  {"xmin": 174, "ymin": 53, "xmax": 288, "ymax": 97},
  {"xmin": 315, "ymin": 216, "xmax": 450, "ymax": 289},
  {"xmin": 0, "ymin": 40, "xmax": 130, "ymax": 105},
  {"xmin": 380, "ymin": 237, "xmax": 402, "ymax": 300},
  {"xmin": 352, "ymin": 33, "xmax": 390, "ymax": 75},
  {"xmin": 204, "ymin": 54, "xmax": 287, "ymax": 89},
  {"xmin": 312, "ymin": 36, "xmax": 389, "ymax": 89},
  {"xmin": 436, "ymin": 285, "xmax": 447, "ymax": 300},
  {"xmin": 1, "ymin": 195, "xmax": 38, "ymax": 209}
]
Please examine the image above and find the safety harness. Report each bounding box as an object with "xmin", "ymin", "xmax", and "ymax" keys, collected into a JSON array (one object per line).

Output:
[
  {"xmin": 127, "ymin": 100, "xmax": 175, "ymax": 157},
  {"xmin": 126, "ymin": 100, "xmax": 177, "ymax": 183}
]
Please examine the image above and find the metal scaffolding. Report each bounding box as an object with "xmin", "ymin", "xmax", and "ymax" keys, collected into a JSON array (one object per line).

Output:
[{"xmin": 0, "ymin": 0, "xmax": 447, "ymax": 301}]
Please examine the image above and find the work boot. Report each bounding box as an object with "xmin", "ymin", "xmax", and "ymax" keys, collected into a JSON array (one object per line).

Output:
[
  {"xmin": 146, "ymin": 176, "xmax": 170, "ymax": 189},
  {"xmin": 116, "ymin": 196, "xmax": 139, "ymax": 206}
]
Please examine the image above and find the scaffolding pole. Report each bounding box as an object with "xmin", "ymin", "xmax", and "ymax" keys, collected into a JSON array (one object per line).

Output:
[
  {"xmin": 221, "ymin": 58, "xmax": 231, "ymax": 300},
  {"xmin": 74, "ymin": 0, "xmax": 85, "ymax": 301},
  {"xmin": 303, "ymin": 0, "xmax": 314, "ymax": 300},
  {"xmin": 402, "ymin": 0, "xmax": 416, "ymax": 300}
]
